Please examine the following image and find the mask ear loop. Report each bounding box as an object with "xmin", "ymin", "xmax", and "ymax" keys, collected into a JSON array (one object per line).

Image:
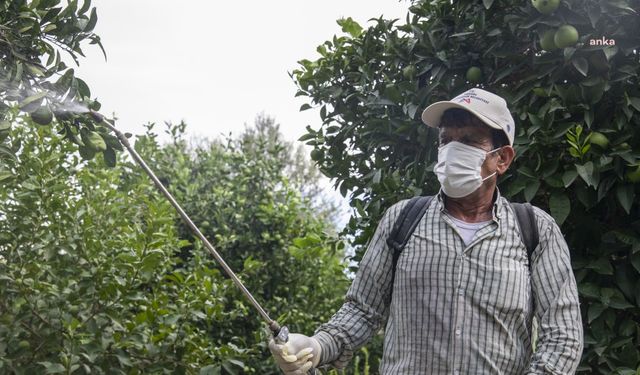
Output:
[
  {"xmin": 481, "ymin": 146, "xmax": 502, "ymax": 182},
  {"xmin": 486, "ymin": 146, "xmax": 502, "ymax": 155}
]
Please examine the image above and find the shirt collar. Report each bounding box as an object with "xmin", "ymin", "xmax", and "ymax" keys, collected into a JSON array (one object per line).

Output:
[{"xmin": 435, "ymin": 187, "xmax": 506, "ymax": 223}]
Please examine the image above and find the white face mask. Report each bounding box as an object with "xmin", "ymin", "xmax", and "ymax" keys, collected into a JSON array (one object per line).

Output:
[{"xmin": 434, "ymin": 141, "xmax": 500, "ymax": 198}]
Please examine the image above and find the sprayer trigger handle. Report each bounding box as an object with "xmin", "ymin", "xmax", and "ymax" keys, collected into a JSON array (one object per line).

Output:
[{"xmin": 274, "ymin": 325, "xmax": 289, "ymax": 345}]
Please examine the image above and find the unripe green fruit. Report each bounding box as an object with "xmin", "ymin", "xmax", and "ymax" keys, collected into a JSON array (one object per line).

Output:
[
  {"xmin": 616, "ymin": 142, "xmax": 631, "ymax": 151},
  {"xmin": 539, "ymin": 29, "xmax": 558, "ymax": 51},
  {"xmin": 18, "ymin": 340, "xmax": 30, "ymax": 349},
  {"xmin": 626, "ymin": 165, "xmax": 640, "ymax": 183},
  {"xmin": 532, "ymin": 0, "xmax": 560, "ymax": 14},
  {"xmin": 82, "ymin": 131, "xmax": 107, "ymax": 152},
  {"xmin": 532, "ymin": 87, "xmax": 548, "ymax": 97},
  {"xmin": 466, "ymin": 66, "xmax": 482, "ymax": 83},
  {"xmin": 402, "ymin": 65, "xmax": 416, "ymax": 79},
  {"xmin": 310, "ymin": 149, "xmax": 323, "ymax": 161},
  {"xmin": 554, "ymin": 25, "xmax": 579, "ymax": 48},
  {"xmin": 31, "ymin": 106, "xmax": 53, "ymax": 125},
  {"xmin": 589, "ymin": 132, "xmax": 609, "ymax": 149}
]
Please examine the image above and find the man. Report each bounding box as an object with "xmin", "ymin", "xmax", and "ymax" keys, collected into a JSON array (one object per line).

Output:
[{"xmin": 269, "ymin": 88, "xmax": 583, "ymax": 374}]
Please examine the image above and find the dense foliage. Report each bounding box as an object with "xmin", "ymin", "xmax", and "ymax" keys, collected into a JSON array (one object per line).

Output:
[
  {"xmin": 0, "ymin": 117, "xmax": 351, "ymax": 374},
  {"xmin": 293, "ymin": 0, "xmax": 640, "ymax": 373},
  {"xmin": 0, "ymin": 0, "xmax": 118, "ymax": 166}
]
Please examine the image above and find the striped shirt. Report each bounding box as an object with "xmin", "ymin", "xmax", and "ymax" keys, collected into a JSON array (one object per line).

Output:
[{"xmin": 314, "ymin": 190, "xmax": 583, "ymax": 374}]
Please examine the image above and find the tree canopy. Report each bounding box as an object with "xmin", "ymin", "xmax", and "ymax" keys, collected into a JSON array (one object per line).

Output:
[{"xmin": 0, "ymin": 0, "xmax": 117, "ymax": 167}]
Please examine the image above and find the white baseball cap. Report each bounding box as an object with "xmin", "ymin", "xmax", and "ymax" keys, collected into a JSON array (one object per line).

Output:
[{"xmin": 421, "ymin": 88, "xmax": 515, "ymax": 146}]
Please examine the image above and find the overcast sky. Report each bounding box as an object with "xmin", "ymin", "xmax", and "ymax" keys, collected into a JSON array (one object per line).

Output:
[
  {"xmin": 71, "ymin": 1, "xmax": 410, "ymax": 227},
  {"xmin": 74, "ymin": 1, "xmax": 408, "ymax": 142}
]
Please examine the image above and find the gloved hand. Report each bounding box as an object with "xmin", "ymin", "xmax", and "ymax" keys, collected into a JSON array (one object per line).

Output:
[{"xmin": 269, "ymin": 333, "xmax": 321, "ymax": 375}]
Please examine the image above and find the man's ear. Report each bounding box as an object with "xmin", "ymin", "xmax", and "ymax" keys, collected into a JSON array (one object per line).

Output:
[{"xmin": 496, "ymin": 146, "xmax": 515, "ymax": 175}]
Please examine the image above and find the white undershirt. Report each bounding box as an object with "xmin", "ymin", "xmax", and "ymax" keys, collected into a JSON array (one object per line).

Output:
[{"xmin": 449, "ymin": 216, "xmax": 492, "ymax": 246}]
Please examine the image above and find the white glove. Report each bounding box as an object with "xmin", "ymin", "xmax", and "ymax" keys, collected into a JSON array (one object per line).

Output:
[{"xmin": 269, "ymin": 333, "xmax": 321, "ymax": 375}]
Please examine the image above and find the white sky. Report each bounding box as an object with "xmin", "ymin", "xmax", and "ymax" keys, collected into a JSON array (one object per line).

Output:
[
  {"xmin": 72, "ymin": 1, "xmax": 410, "ymax": 228},
  {"xmin": 74, "ymin": 1, "xmax": 409, "ymax": 142}
]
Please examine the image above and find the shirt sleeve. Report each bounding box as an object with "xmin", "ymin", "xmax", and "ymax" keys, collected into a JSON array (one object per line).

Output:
[
  {"xmin": 313, "ymin": 199, "xmax": 409, "ymax": 369},
  {"xmin": 526, "ymin": 208, "xmax": 584, "ymax": 374}
]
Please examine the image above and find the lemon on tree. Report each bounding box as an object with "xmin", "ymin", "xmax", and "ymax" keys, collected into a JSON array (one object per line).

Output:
[
  {"xmin": 81, "ymin": 130, "xmax": 107, "ymax": 152},
  {"xmin": 589, "ymin": 132, "xmax": 609, "ymax": 149},
  {"xmin": 626, "ymin": 165, "xmax": 640, "ymax": 183},
  {"xmin": 310, "ymin": 149, "xmax": 323, "ymax": 161},
  {"xmin": 532, "ymin": 87, "xmax": 549, "ymax": 97},
  {"xmin": 615, "ymin": 142, "xmax": 631, "ymax": 151},
  {"xmin": 466, "ymin": 66, "xmax": 482, "ymax": 83},
  {"xmin": 402, "ymin": 64, "xmax": 416, "ymax": 80},
  {"xmin": 539, "ymin": 29, "xmax": 558, "ymax": 51},
  {"xmin": 532, "ymin": 0, "xmax": 560, "ymax": 14},
  {"xmin": 554, "ymin": 25, "xmax": 579, "ymax": 48},
  {"xmin": 30, "ymin": 106, "xmax": 53, "ymax": 125}
]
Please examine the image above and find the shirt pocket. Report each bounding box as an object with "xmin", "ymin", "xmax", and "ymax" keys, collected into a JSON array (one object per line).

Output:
[{"xmin": 472, "ymin": 244, "xmax": 531, "ymax": 316}]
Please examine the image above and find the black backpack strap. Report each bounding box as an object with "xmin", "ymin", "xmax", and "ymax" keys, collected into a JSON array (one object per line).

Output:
[
  {"xmin": 510, "ymin": 202, "xmax": 539, "ymax": 263},
  {"xmin": 386, "ymin": 196, "xmax": 434, "ymax": 287}
]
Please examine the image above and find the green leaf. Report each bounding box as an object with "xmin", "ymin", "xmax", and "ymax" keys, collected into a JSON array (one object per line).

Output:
[
  {"xmin": 102, "ymin": 147, "xmax": 117, "ymax": 168},
  {"xmin": 483, "ymin": 0, "xmax": 496, "ymax": 9},
  {"xmin": 605, "ymin": 288, "xmax": 634, "ymax": 309},
  {"xmin": 579, "ymin": 282, "xmax": 600, "ymax": 299},
  {"xmin": 18, "ymin": 91, "xmax": 47, "ymax": 109},
  {"xmin": 0, "ymin": 171, "xmax": 13, "ymax": 182},
  {"xmin": 572, "ymin": 57, "xmax": 589, "ymax": 77},
  {"xmin": 199, "ymin": 364, "xmax": 221, "ymax": 375},
  {"xmin": 337, "ymin": 17, "xmax": 362, "ymax": 38},
  {"xmin": 575, "ymin": 162, "xmax": 595, "ymax": 187},
  {"xmin": 78, "ymin": 145, "xmax": 96, "ymax": 160},
  {"xmin": 79, "ymin": 0, "xmax": 92, "ymax": 14},
  {"xmin": 631, "ymin": 253, "xmax": 640, "ymax": 274},
  {"xmin": 85, "ymin": 7, "xmax": 98, "ymax": 32},
  {"xmin": 38, "ymin": 362, "xmax": 65, "ymax": 374},
  {"xmin": 629, "ymin": 97, "xmax": 640, "ymax": 112},
  {"xmin": 549, "ymin": 192, "xmax": 570, "ymax": 225},
  {"xmin": 616, "ymin": 184, "xmax": 634, "ymax": 214},
  {"xmin": 524, "ymin": 180, "xmax": 540, "ymax": 202},
  {"xmin": 562, "ymin": 170, "xmax": 578, "ymax": 188},
  {"xmin": 76, "ymin": 78, "xmax": 91, "ymax": 98},
  {"xmin": 587, "ymin": 257, "xmax": 613, "ymax": 275},
  {"xmin": 588, "ymin": 303, "xmax": 605, "ymax": 323},
  {"xmin": 297, "ymin": 133, "xmax": 316, "ymax": 142}
]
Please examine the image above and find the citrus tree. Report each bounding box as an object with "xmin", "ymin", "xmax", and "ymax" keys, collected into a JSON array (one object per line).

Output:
[
  {"xmin": 0, "ymin": 0, "xmax": 119, "ymax": 167},
  {"xmin": 293, "ymin": 0, "xmax": 640, "ymax": 372}
]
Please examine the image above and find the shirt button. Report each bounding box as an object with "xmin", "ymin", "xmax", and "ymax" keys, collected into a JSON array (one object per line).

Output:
[
  {"xmin": 455, "ymin": 329, "xmax": 462, "ymax": 336},
  {"xmin": 458, "ymin": 289, "xmax": 464, "ymax": 296}
]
